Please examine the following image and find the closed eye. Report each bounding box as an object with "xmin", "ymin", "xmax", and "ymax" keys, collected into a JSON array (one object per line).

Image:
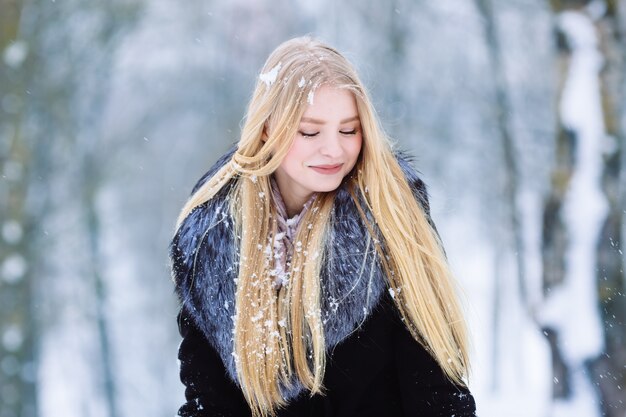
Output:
[
  {"xmin": 299, "ymin": 131, "xmax": 319, "ymax": 138},
  {"xmin": 340, "ymin": 129, "xmax": 357, "ymax": 135}
]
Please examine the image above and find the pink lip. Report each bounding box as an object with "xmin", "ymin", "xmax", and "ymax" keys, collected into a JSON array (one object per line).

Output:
[{"xmin": 309, "ymin": 164, "xmax": 343, "ymax": 175}]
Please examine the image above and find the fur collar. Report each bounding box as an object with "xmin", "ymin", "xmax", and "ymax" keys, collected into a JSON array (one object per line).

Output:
[{"xmin": 169, "ymin": 145, "xmax": 431, "ymax": 400}]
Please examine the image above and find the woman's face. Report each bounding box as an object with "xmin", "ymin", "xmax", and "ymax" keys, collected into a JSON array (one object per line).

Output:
[{"xmin": 273, "ymin": 85, "xmax": 363, "ymax": 215}]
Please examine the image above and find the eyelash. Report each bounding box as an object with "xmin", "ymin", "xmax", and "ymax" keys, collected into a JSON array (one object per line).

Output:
[{"xmin": 299, "ymin": 129, "xmax": 358, "ymax": 138}]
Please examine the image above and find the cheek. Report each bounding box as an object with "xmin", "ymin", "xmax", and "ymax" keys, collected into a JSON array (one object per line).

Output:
[
  {"xmin": 281, "ymin": 141, "xmax": 308, "ymax": 171},
  {"xmin": 349, "ymin": 136, "xmax": 363, "ymax": 159},
  {"xmin": 343, "ymin": 137, "xmax": 362, "ymax": 172}
]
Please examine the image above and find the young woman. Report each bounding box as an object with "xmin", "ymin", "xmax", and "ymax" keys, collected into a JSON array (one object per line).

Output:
[{"xmin": 169, "ymin": 36, "xmax": 477, "ymax": 417}]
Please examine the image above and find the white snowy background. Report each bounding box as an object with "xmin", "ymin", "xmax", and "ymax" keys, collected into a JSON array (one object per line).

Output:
[{"xmin": 1, "ymin": 0, "xmax": 625, "ymax": 416}]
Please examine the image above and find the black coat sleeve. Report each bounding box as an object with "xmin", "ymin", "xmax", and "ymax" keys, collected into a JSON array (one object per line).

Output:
[{"xmin": 176, "ymin": 307, "xmax": 252, "ymax": 417}]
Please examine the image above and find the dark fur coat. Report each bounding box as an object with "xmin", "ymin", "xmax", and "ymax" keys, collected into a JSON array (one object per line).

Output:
[{"xmin": 169, "ymin": 146, "xmax": 477, "ymax": 417}]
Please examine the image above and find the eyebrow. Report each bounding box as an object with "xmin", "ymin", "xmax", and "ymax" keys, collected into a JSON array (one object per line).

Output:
[{"xmin": 300, "ymin": 115, "xmax": 360, "ymax": 125}]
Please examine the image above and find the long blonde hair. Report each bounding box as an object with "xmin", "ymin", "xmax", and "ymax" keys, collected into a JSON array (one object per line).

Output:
[{"xmin": 173, "ymin": 36, "xmax": 471, "ymax": 417}]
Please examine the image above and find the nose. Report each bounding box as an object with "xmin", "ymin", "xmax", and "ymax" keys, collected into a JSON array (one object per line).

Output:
[{"xmin": 319, "ymin": 133, "xmax": 343, "ymax": 158}]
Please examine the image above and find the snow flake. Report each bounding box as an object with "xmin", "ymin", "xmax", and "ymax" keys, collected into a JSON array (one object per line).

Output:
[
  {"xmin": 305, "ymin": 308, "xmax": 319, "ymax": 319},
  {"xmin": 328, "ymin": 297, "xmax": 339, "ymax": 312},
  {"xmin": 251, "ymin": 311, "xmax": 263, "ymax": 322},
  {"xmin": 259, "ymin": 62, "xmax": 282, "ymax": 87},
  {"xmin": 298, "ymin": 76, "xmax": 306, "ymax": 88}
]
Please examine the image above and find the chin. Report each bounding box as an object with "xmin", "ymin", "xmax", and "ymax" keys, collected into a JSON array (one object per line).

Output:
[{"xmin": 311, "ymin": 180, "xmax": 343, "ymax": 193}]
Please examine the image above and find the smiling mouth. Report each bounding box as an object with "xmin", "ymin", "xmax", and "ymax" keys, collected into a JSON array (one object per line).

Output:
[{"xmin": 309, "ymin": 164, "xmax": 343, "ymax": 175}]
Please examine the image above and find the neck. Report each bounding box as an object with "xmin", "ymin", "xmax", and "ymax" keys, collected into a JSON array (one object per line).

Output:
[
  {"xmin": 271, "ymin": 176, "xmax": 313, "ymax": 218},
  {"xmin": 284, "ymin": 199, "xmax": 306, "ymax": 218}
]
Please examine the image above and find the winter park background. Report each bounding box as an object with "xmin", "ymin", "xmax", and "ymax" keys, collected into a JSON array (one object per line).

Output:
[{"xmin": 2, "ymin": 0, "xmax": 626, "ymax": 416}]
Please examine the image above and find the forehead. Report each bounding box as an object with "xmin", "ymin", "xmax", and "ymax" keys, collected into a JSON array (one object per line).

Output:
[{"xmin": 301, "ymin": 85, "xmax": 359, "ymax": 121}]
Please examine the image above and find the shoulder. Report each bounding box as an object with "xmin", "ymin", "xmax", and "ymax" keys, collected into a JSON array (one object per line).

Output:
[
  {"xmin": 171, "ymin": 143, "xmax": 238, "ymax": 270},
  {"xmin": 393, "ymin": 148, "xmax": 431, "ymax": 214},
  {"xmin": 168, "ymin": 146, "xmax": 241, "ymax": 377},
  {"xmin": 169, "ymin": 144, "xmax": 239, "ymax": 303},
  {"xmin": 190, "ymin": 143, "xmax": 238, "ymax": 195}
]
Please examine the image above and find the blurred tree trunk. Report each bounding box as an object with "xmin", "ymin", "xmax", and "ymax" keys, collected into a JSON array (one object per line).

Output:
[
  {"xmin": 384, "ymin": 0, "xmax": 410, "ymax": 140},
  {"xmin": 474, "ymin": 0, "xmax": 527, "ymax": 391},
  {"xmin": 1, "ymin": 1, "xmax": 139, "ymax": 416},
  {"xmin": 541, "ymin": 1, "xmax": 575, "ymax": 396},
  {"xmin": 72, "ymin": 6, "xmax": 139, "ymax": 415},
  {"xmin": 593, "ymin": 1, "xmax": 626, "ymax": 415},
  {"xmin": 42, "ymin": 3, "xmax": 139, "ymax": 416},
  {"xmin": 545, "ymin": 1, "xmax": 624, "ymax": 415},
  {"xmin": 1, "ymin": 0, "xmax": 40, "ymax": 416}
]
